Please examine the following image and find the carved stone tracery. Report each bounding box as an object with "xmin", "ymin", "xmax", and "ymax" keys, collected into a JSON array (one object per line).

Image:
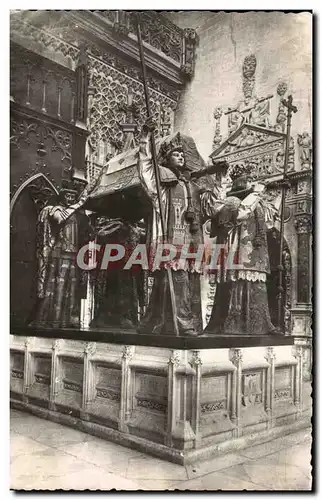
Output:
[{"xmin": 87, "ymin": 57, "xmax": 177, "ymax": 169}]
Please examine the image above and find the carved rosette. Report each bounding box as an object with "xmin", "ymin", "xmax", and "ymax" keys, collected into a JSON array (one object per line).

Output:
[
  {"xmin": 168, "ymin": 350, "xmax": 181, "ymax": 367},
  {"xmin": 242, "ymin": 54, "xmax": 257, "ymax": 104},
  {"xmin": 294, "ymin": 215, "xmax": 312, "ymax": 234}
]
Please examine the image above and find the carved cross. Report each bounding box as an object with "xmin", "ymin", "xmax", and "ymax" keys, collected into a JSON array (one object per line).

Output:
[{"xmin": 281, "ymin": 95, "xmax": 298, "ymax": 118}]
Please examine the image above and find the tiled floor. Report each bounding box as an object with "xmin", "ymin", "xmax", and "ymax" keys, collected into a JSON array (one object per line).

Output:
[{"xmin": 10, "ymin": 409, "xmax": 312, "ymax": 491}]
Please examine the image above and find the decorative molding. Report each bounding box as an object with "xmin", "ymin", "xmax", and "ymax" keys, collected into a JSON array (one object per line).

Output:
[
  {"xmin": 180, "ymin": 28, "xmax": 198, "ymax": 78},
  {"xmin": 87, "ymin": 56, "xmax": 177, "ymax": 159},
  {"xmin": 297, "ymin": 133, "xmax": 312, "ymax": 170},
  {"xmin": 52, "ymin": 339, "xmax": 62, "ymax": 351},
  {"xmin": 63, "ymin": 379, "xmax": 82, "ymax": 393},
  {"xmin": 283, "ymin": 247, "xmax": 292, "ymax": 334},
  {"xmin": 136, "ymin": 398, "xmax": 167, "ymax": 412},
  {"xmin": 129, "ymin": 11, "xmax": 183, "ymax": 63},
  {"xmin": 34, "ymin": 373, "xmax": 50, "ymax": 385},
  {"xmin": 264, "ymin": 347, "xmax": 276, "ymax": 362},
  {"xmin": 84, "ymin": 342, "xmax": 96, "ymax": 355},
  {"xmin": 230, "ymin": 348, "xmax": 243, "ymax": 366},
  {"xmin": 201, "ymin": 400, "xmax": 226, "ymax": 412},
  {"xmin": 11, "ymin": 369, "xmax": 24, "ymax": 380},
  {"xmin": 96, "ymin": 386, "xmax": 121, "ymax": 401},
  {"xmin": 10, "ymin": 116, "xmax": 73, "ymax": 175},
  {"xmin": 122, "ymin": 345, "xmax": 134, "ymax": 360},
  {"xmin": 294, "ymin": 215, "xmax": 312, "ymax": 234},
  {"xmin": 242, "ymin": 54, "xmax": 257, "ymax": 105},
  {"xmin": 189, "ymin": 350, "xmax": 203, "ymax": 367},
  {"xmin": 213, "ymin": 107, "xmax": 223, "ymax": 149},
  {"xmin": 169, "ymin": 350, "xmax": 181, "ymax": 367},
  {"xmin": 274, "ymin": 388, "xmax": 291, "ymax": 400}
]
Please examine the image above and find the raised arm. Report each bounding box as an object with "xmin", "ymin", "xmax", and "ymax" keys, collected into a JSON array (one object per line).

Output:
[{"xmin": 137, "ymin": 116, "xmax": 166, "ymax": 213}]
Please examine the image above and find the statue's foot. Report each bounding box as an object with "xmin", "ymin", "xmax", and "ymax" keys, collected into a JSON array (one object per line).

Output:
[
  {"xmin": 183, "ymin": 328, "xmax": 199, "ymax": 337},
  {"xmin": 269, "ymin": 327, "xmax": 284, "ymax": 335}
]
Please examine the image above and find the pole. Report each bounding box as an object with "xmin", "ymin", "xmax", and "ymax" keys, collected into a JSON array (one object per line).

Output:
[
  {"xmin": 135, "ymin": 14, "xmax": 179, "ymax": 336},
  {"xmin": 277, "ymin": 95, "xmax": 297, "ymax": 331}
]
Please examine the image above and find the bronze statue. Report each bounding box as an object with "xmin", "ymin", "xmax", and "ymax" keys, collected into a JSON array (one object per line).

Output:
[
  {"xmin": 30, "ymin": 182, "xmax": 91, "ymax": 329},
  {"xmin": 89, "ymin": 217, "xmax": 145, "ymax": 330},
  {"xmin": 203, "ymin": 165, "xmax": 282, "ymax": 336},
  {"xmin": 137, "ymin": 118, "xmax": 220, "ymax": 336}
]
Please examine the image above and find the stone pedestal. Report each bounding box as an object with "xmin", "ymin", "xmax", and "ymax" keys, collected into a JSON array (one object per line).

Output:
[{"xmin": 10, "ymin": 332, "xmax": 310, "ymax": 464}]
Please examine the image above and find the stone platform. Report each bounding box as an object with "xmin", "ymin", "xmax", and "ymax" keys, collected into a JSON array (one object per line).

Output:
[{"xmin": 10, "ymin": 331, "xmax": 310, "ymax": 465}]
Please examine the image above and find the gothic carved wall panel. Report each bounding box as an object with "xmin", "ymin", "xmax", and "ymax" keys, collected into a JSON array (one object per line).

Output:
[
  {"xmin": 10, "ymin": 112, "xmax": 73, "ymax": 195},
  {"xmin": 87, "ymin": 56, "xmax": 177, "ymax": 169},
  {"xmin": 10, "ymin": 42, "xmax": 76, "ymax": 124}
]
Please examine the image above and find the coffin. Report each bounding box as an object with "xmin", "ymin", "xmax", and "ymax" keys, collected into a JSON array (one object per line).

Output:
[{"xmin": 84, "ymin": 133, "xmax": 220, "ymax": 219}]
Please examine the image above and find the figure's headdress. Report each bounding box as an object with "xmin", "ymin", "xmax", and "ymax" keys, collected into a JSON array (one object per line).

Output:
[
  {"xmin": 59, "ymin": 179, "xmax": 78, "ymax": 196},
  {"xmin": 229, "ymin": 162, "xmax": 253, "ymax": 181},
  {"xmin": 158, "ymin": 133, "xmax": 184, "ymax": 166},
  {"xmin": 227, "ymin": 163, "xmax": 254, "ymax": 198}
]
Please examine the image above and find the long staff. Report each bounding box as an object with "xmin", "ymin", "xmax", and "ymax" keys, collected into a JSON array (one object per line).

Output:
[
  {"xmin": 277, "ymin": 95, "xmax": 297, "ymax": 331},
  {"xmin": 135, "ymin": 13, "xmax": 179, "ymax": 336}
]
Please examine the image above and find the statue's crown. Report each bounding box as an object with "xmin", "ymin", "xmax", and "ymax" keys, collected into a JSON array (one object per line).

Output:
[
  {"xmin": 229, "ymin": 162, "xmax": 253, "ymax": 180},
  {"xmin": 158, "ymin": 133, "xmax": 183, "ymax": 164}
]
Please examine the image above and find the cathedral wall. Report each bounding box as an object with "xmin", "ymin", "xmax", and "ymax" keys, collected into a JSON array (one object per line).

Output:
[{"xmin": 166, "ymin": 11, "xmax": 312, "ymax": 160}]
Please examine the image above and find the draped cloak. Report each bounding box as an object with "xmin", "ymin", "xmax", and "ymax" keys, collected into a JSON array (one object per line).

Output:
[
  {"xmin": 137, "ymin": 133, "xmax": 217, "ymax": 335},
  {"xmin": 31, "ymin": 203, "xmax": 89, "ymax": 329},
  {"xmin": 203, "ymin": 189, "xmax": 282, "ymax": 335}
]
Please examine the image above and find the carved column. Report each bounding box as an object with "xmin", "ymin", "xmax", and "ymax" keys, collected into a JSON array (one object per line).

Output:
[
  {"xmin": 49, "ymin": 339, "xmax": 61, "ymax": 411},
  {"xmin": 120, "ymin": 345, "xmax": 134, "ymax": 433},
  {"xmin": 166, "ymin": 350, "xmax": 180, "ymax": 446},
  {"xmin": 293, "ymin": 345, "xmax": 304, "ymax": 414},
  {"xmin": 213, "ymin": 107, "xmax": 223, "ymax": 150},
  {"xmin": 230, "ymin": 348, "xmax": 243, "ymax": 437},
  {"xmin": 23, "ymin": 338, "xmax": 33, "ymax": 403},
  {"xmin": 189, "ymin": 351, "xmax": 202, "ymax": 449},
  {"xmin": 264, "ymin": 347, "xmax": 276, "ymax": 428},
  {"xmin": 81, "ymin": 342, "xmax": 96, "ymax": 421},
  {"xmin": 294, "ymin": 215, "xmax": 312, "ymax": 304}
]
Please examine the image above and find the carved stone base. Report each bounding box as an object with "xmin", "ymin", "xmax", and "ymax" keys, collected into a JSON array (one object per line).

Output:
[{"xmin": 10, "ymin": 335, "xmax": 310, "ymax": 464}]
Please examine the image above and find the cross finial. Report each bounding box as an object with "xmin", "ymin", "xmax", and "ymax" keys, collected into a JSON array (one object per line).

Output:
[{"xmin": 281, "ymin": 94, "xmax": 298, "ymax": 115}]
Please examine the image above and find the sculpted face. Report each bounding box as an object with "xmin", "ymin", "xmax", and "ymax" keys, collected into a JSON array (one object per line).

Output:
[
  {"xmin": 168, "ymin": 149, "xmax": 185, "ymax": 170},
  {"xmin": 63, "ymin": 192, "xmax": 76, "ymax": 206}
]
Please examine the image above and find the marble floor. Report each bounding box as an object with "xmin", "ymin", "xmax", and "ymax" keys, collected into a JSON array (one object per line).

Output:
[{"xmin": 10, "ymin": 409, "xmax": 312, "ymax": 491}]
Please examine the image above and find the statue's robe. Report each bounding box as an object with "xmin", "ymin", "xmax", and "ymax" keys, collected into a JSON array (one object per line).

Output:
[
  {"xmin": 204, "ymin": 190, "xmax": 281, "ymax": 335},
  {"xmin": 138, "ymin": 134, "xmax": 216, "ymax": 336},
  {"xmin": 90, "ymin": 219, "xmax": 144, "ymax": 329},
  {"xmin": 31, "ymin": 203, "xmax": 89, "ymax": 329}
]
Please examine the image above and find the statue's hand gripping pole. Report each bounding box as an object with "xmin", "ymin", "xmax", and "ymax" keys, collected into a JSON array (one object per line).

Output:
[{"xmin": 135, "ymin": 14, "xmax": 179, "ymax": 337}]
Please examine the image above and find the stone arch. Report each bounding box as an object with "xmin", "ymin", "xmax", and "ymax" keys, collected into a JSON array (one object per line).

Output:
[{"xmin": 10, "ymin": 173, "xmax": 58, "ymax": 327}]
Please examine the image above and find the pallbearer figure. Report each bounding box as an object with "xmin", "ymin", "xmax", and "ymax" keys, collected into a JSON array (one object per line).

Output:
[
  {"xmin": 30, "ymin": 181, "xmax": 91, "ymax": 329},
  {"xmin": 203, "ymin": 164, "xmax": 282, "ymax": 336},
  {"xmin": 137, "ymin": 118, "xmax": 219, "ymax": 337}
]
